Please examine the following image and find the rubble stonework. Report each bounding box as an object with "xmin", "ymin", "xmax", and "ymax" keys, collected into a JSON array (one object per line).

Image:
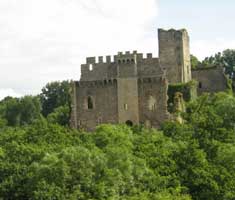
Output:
[{"xmin": 70, "ymin": 28, "xmax": 227, "ymax": 130}]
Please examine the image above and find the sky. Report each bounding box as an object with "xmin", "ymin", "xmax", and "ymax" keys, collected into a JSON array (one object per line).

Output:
[{"xmin": 0, "ymin": 0, "xmax": 235, "ymax": 99}]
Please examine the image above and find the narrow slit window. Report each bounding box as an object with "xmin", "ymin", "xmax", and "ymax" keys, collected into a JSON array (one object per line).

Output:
[
  {"xmin": 89, "ymin": 64, "xmax": 93, "ymax": 71},
  {"xmin": 88, "ymin": 96, "xmax": 94, "ymax": 109},
  {"xmin": 199, "ymin": 82, "xmax": 202, "ymax": 89}
]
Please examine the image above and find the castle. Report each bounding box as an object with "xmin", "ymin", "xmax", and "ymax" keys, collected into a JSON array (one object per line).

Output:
[{"xmin": 70, "ymin": 29, "xmax": 227, "ymax": 130}]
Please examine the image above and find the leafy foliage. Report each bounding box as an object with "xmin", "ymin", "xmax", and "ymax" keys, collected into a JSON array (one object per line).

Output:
[
  {"xmin": 0, "ymin": 96, "xmax": 41, "ymax": 126},
  {"xmin": 0, "ymin": 81, "xmax": 72, "ymax": 127},
  {"xmin": 168, "ymin": 80, "xmax": 197, "ymax": 112},
  {"xmin": 190, "ymin": 55, "xmax": 200, "ymax": 69},
  {"xmin": 0, "ymin": 71, "xmax": 235, "ymax": 199},
  {"xmin": 1, "ymin": 90, "xmax": 235, "ymax": 200},
  {"xmin": 0, "ymin": 122, "xmax": 194, "ymax": 199},
  {"xmin": 47, "ymin": 105, "xmax": 70, "ymax": 126},
  {"xmin": 40, "ymin": 81, "xmax": 71, "ymax": 117}
]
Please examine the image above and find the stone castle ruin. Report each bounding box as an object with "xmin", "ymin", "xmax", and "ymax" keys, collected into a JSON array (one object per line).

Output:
[{"xmin": 70, "ymin": 28, "xmax": 227, "ymax": 130}]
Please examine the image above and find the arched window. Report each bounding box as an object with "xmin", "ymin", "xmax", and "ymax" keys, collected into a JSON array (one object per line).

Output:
[
  {"xmin": 87, "ymin": 96, "xmax": 94, "ymax": 109},
  {"xmin": 148, "ymin": 95, "xmax": 156, "ymax": 111}
]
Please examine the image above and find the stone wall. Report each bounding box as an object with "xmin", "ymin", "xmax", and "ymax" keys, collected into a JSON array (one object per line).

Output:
[
  {"xmin": 182, "ymin": 31, "xmax": 191, "ymax": 82},
  {"xmin": 73, "ymin": 80, "xmax": 118, "ymax": 131},
  {"xmin": 70, "ymin": 81, "xmax": 78, "ymax": 129},
  {"xmin": 137, "ymin": 57, "xmax": 163, "ymax": 78},
  {"xmin": 138, "ymin": 76, "xmax": 170, "ymax": 128},
  {"xmin": 117, "ymin": 78, "xmax": 139, "ymax": 125},
  {"xmin": 81, "ymin": 51, "xmax": 164, "ymax": 81},
  {"xmin": 192, "ymin": 66, "xmax": 227, "ymax": 94},
  {"xmin": 116, "ymin": 52, "xmax": 138, "ymax": 78},
  {"xmin": 80, "ymin": 56, "xmax": 117, "ymax": 81}
]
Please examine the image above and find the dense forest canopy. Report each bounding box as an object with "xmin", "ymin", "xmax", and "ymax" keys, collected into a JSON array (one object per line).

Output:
[{"xmin": 0, "ymin": 49, "xmax": 235, "ymax": 199}]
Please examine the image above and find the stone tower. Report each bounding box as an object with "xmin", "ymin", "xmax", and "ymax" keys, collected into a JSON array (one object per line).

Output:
[
  {"xmin": 158, "ymin": 29, "xmax": 191, "ymax": 83},
  {"xmin": 116, "ymin": 52, "xmax": 139, "ymax": 125}
]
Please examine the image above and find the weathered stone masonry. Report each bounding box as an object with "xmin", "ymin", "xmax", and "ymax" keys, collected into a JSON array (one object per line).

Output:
[
  {"xmin": 71, "ymin": 28, "xmax": 227, "ymax": 130},
  {"xmin": 192, "ymin": 66, "xmax": 227, "ymax": 95}
]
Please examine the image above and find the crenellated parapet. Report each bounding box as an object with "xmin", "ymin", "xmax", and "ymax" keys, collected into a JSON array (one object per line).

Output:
[
  {"xmin": 75, "ymin": 79, "xmax": 118, "ymax": 88},
  {"xmin": 158, "ymin": 28, "xmax": 189, "ymax": 39},
  {"xmin": 86, "ymin": 55, "xmax": 113, "ymax": 64},
  {"xmin": 115, "ymin": 51, "xmax": 137, "ymax": 64},
  {"xmin": 84, "ymin": 51, "xmax": 158, "ymax": 65},
  {"xmin": 115, "ymin": 51, "xmax": 157, "ymax": 63},
  {"xmin": 81, "ymin": 51, "xmax": 160, "ymax": 81},
  {"xmin": 81, "ymin": 55, "xmax": 115, "ymax": 81}
]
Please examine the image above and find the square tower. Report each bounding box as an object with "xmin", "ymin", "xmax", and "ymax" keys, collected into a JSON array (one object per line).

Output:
[
  {"xmin": 158, "ymin": 29, "xmax": 191, "ymax": 83},
  {"xmin": 115, "ymin": 51, "xmax": 139, "ymax": 125}
]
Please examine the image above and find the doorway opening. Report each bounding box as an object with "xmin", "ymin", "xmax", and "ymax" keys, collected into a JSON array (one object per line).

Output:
[{"xmin": 126, "ymin": 120, "xmax": 133, "ymax": 127}]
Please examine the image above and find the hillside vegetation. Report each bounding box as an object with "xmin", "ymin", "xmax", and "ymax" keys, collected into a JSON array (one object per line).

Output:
[
  {"xmin": 0, "ymin": 49, "xmax": 235, "ymax": 199},
  {"xmin": 0, "ymin": 92, "xmax": 235, "ymax": 199}
]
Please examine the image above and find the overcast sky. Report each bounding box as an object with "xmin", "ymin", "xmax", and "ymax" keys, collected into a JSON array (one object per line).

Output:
[{"xmin": 0, "ymin": 0, "xmax": 235, "ymax": 99}]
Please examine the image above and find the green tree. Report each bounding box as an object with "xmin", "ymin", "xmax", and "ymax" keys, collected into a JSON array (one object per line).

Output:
[
  {"xmin": 19, "ymin": 96, "xmax": 41, "ymax": 125},
  {"xmin": 190, "ymin": 55, "xmax": 200, "ymax": 69},
  {"xmin": 0, "ymin": 96, "xmax": 41, "ymax": 126},
  {"xmin": 47, "ymin": 105, "xmax": 70, "ymax": 126},
  {"xmin": 40, "ymin": 81, "xmax": 71, "ymax": 117},
  {"xmin": 2, "ymin": 97, "xmax": 21, "ymax": 126}
]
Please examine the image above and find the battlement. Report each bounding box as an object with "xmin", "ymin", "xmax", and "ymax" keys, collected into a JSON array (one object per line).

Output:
[
  {"xmin": 115, "ymin": 51, "xmax": 137, "ymax": 64},
  {"xmin": 117, "ymin": 50, "xmax": 137, "ymax": 56},
  {"xmin": 158, "ymin": 29, "xmax": 188, "ymax": 39},
  {"xmin": 86, "ymin": 56, "xmax": 113, "ymax": 64},
  {"xmin": 84, "ymin": 51, "xmax": 157, "ymax": 65},
  {"xmin": 158, "ymin": 28, "xmax": 187, "ymax": 32},
  {"xmin": 75, "ymin": 79, "xmax": 118, "ymax": 88}
]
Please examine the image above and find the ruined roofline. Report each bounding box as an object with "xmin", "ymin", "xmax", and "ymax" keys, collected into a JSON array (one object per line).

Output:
[
  {"xmin": 84, "ymin": 51, "xmax": 158, "ymax": 65},
  {"xmin": 158, "ymin": 28, "xmax": 188, "ymax": 34},
  {"xmin": 192, "ymin": 64, "xmax": 224, "ymax": 71}
]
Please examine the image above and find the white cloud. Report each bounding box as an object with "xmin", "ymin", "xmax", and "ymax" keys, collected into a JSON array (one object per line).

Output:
[
  {"xmin": 2, "ymin": 0, "xmax": 233, "ymax": 101},
  {"xmin": 0, "ymin": 89, "xmax": 22, "ymax": 100},
  {"xmin": 0, "ymin": 0, "xmax": 158, "ymax": 99}
]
